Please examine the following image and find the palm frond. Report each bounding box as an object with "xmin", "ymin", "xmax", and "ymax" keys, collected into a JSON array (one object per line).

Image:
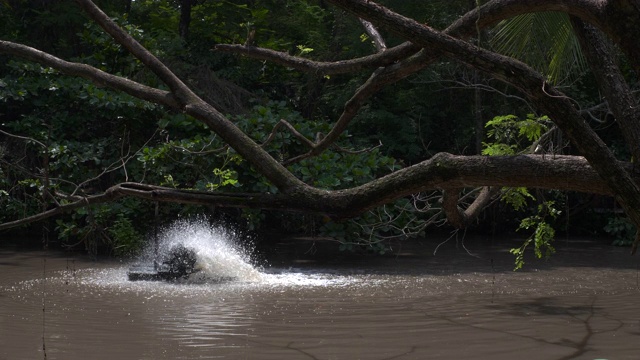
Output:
[{"xmin": 490, "ymin": 12, "xmax": 587, "ymax": 84}]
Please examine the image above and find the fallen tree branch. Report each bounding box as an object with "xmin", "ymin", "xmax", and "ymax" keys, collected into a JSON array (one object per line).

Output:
[
  {"xmin": 1, "ymin": 153, "xmax": 632, "ymax": 231},
  {"xmin": 0, "ymin": 189, "xmax": 124, "ymax": 231}
]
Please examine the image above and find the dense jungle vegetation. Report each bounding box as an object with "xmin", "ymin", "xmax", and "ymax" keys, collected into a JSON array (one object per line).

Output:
[{"xmin": 1, "ymin": 0, "xmax": 638, "ymax": 266}]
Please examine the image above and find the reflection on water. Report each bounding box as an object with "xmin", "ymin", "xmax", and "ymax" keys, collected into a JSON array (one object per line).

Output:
[{"xmin": 2, "ymin": 231, "xmax": 640, "ymax": 359}]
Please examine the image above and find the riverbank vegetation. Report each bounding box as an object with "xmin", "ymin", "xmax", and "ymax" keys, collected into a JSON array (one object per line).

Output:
[{"xmin": 1, "ymin": 0, "xmax": 639, "ymax": 264}]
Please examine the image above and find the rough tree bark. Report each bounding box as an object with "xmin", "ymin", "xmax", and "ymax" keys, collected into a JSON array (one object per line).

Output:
[
  {"xmin": 570, "ymin": 17, "xmax": 640, "ymax": 163},
  {"xmin": 570, "ymin": 16, "xmax": 640, "ymax": 251},
  {"xmin": 1, "ymin": 0, "xmax": 640, "ymax": 251}
]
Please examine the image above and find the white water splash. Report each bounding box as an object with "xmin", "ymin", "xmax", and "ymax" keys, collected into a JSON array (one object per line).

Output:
[
  {"xmin": 145, "ymin": 218, "xmax": 264, "ymax": 282},
  {"xmin": 138, "ymin": 219, "xmax": 363, "ymax": 288},
  {"xmin": 57, "ymin": 219, "xmax": 363, "ymax": 292}
]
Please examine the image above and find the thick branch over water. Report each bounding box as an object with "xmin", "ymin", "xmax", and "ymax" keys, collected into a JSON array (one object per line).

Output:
[{"xmin": 1, "ymin": 154, "xmax": 633, "ymax": 231}]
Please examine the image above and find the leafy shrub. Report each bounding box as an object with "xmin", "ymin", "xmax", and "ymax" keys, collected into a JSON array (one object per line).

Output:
[{"xmin": 604, "ymin": 216, "xmax": 635, "ymax": 246}]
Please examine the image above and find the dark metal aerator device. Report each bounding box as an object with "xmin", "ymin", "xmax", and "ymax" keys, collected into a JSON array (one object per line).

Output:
[{"xmin": 127, "ymin": 244, "xmax": 198, "ymax": 281}]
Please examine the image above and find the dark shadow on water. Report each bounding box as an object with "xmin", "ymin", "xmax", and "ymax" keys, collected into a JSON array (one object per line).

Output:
[
  {"xmin": 488, "ymin": 296, "xmax": 600, "ymax": 317},
  {"xmin": 484, "ymin": 296, "xmax": 624, "ymax": 360},
  {"xmin": 259, "ymin": 235, "xmax": 640, "ymax": 276}
]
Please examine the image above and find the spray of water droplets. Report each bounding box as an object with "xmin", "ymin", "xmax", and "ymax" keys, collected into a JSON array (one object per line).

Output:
[
  {"xmin": 143, "ymin": 218, "xmax": 264, "ymax": 282},
  {"xmin": 145, "ymin": 219, "xmax": 357, "ymax": 288}
]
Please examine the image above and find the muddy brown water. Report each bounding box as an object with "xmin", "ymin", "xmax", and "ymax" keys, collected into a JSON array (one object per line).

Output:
[{"xmin": 1, "ymin": 232, "xmax": 640, "ymax": 359}]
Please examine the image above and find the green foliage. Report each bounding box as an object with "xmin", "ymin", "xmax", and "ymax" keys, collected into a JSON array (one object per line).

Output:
[
  {"xmin": 510, "ymin": 201, "xmax": 560, "ymax": 270},
  {"xmin": 482, "ymin": 113, "xmax": 550, "ymax": 155},
  {"xmin": 0, "ymin": 176, "xmax": 43, "ymax": 224},
  {"xmin": 500, "ymin": 187, "xmax": 535, "ymax": 211},
  {"xmin": 240, "ymin": 208, "xmax": 266, "ymax": 232},
  {"xmin": 483, "ymin": 114, "xmax": 561, "ymax": 269},
  {"xmin": 482, "ymin": 143, "xmax": 517, "ymax": 156},
  {"xmin": 604, "ymin": 216, "xmax": 636, "ymax": 246},
  {"xmin": 351, "ymin": 106, "xmax": 425, "ymax": 162},
  {"xmin": 108, "ymin": 214, "xmax": 144, "ymax": 257},
  {"xmin": 233, "ymin": 100, "xmax": 401, "ymax": 192},
  {"xmin": 0, "ymin": 58, "xmax": 158, "ymax": 194},
  {"xmin": 296, "ymin": 44, "xmax": 314, "ymax": 56},
  {"xmin": 207, "ymin": 167, "xmax": 239, "ymax": 191},
  {"xmin": 77, "ymin": 19, "xmax": 146, "ymax": 75},
  {"xmin": 54, "ymin": 200, "xmax": 146, "ymax": 256},
  {"xmin": 0, "ymin": 24, "xmax": 163, "ymax": 253}
]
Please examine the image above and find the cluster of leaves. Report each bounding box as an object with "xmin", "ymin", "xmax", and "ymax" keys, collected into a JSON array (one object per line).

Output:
[
  {"xmin": 510, "ymin": 201, "xmax": 560, "ymax": 270},
  {"xmin": 482, "ymin": 114, "xmax": 550, "ymax": 156},
  {"xmin": 483, "ymin": 114, "xmax": 561, "ymax": 269}
]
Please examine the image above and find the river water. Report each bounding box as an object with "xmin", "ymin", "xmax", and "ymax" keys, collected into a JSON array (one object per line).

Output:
[{"xmin": 1, "ymin": 222, "xmax": 640, "ymax": 359}]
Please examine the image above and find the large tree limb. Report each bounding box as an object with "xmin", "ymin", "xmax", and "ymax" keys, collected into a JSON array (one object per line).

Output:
[{"xmin": 1, "ymin": 154, "xmax": 631, "ymax": 231}]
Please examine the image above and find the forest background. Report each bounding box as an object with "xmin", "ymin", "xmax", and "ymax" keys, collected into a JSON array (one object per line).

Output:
[{"xmin": 0, "ymin": 0, "xmax": 636, "ymax": 265}]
